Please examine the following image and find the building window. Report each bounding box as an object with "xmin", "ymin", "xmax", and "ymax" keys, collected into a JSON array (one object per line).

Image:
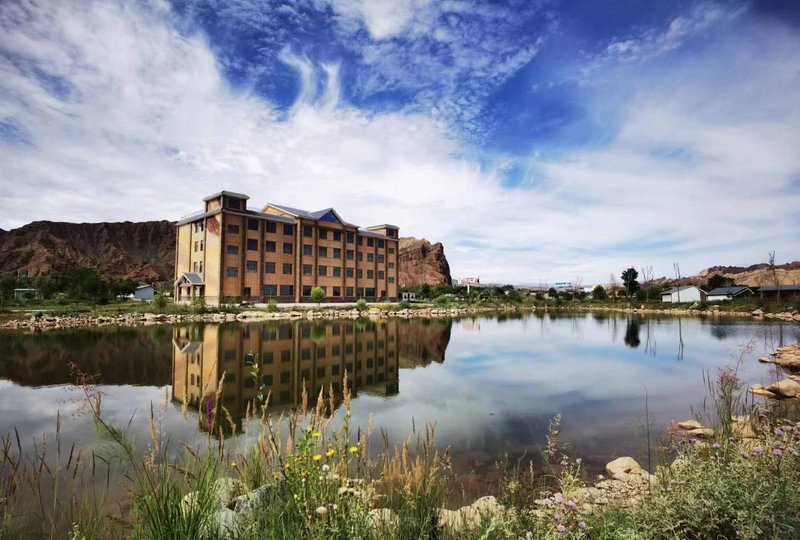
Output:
[
  {"xmin": 358, "ymin": 237, "xmax": 363, "ymax": 245},
  {"xmin": 378, "ymin": 239, "xmax": 385, "ymax": 248},
  {"xmin": 333, "ymin": 231, "xmax": 342, "ymax": 241},
  {"xmin": 246, "ymin": 261, "xmax": 258, "ymax": 273},
  {"xmin": 280, "ymin": 285, "xmax": 294, "ymax": 296},
  {"xmin": 265, "ymin": 241, "xmax": 276, "ymax": 253},
  {"xmin": 247, "ymin": 239, "xmax": 258, "ymax": 251},
  {"xmin": 388, "ymin": 247, "xmax": 395, "ymax": 254},
  {"xmin": 319, "ymin": 229, "xmax": 328, "ymax": 240},
  {"xmin": 301, "ymin": 347, "xmax": 311, "ymax": 360},
  {"xmin": 367, "ymin": 238, "xmax": 374, "ymax": 247},
  {"xmin": 357, "ymin": 252, "xmax": 363, "ymax": 262},
  {"xmin": 388, "ymin": 262, "xmax": 394, "ymax": 269},
  {"xmin": 303, "ymin": 264, "xmax": 313, "ymax": 276},
  {"xmin": 199, "ymin": 261, "xmax": 203, "ymax": 273},
  {"xmin": 266, "ymin": 221, "xmax": 277, "ymax": 233},
  {"xmin": 333, "ymin": 248, "xmax": 341, "ymax": 258},
  {"xmin": 378, "ymin": 271, "xmax": 384, "ymax": 280},
  {"xmin": 265, "ymin": 262, "xmax": 276, "ymax": 274},
  {"xmin": 283, "ymin": 263, "xmax": 292, "ymax": 275},
  {"xmin": 378, "ymin": 254, "xmax": 385, "ymax": 263},
  {"xmin": 303, "ymin": 225, "xmax": 313, "ymax": 237},
  {"xmin": 227, "ymin": 224, "xmax": 240, "ymax": 234},
  {"xmin": 367, "ymin": 270, "xmax": 374, "ymax": 279},
  {"xmin": 333, "ymin": 267, "xmax": 341, "ymax": 277},
  {"xmin": 317, "ymin": 347, "xmax": 326, "ymax": 359},
  {"xmin": 332, "ymin": 286, "xmax": 341, "ymax": 297},
  {"xmin": 317, "ymin": 367, "xmax": 326, "ymax": 378},
  {"xmin": 194, "ymin": 241, "xmax": 198, "ymax": 253},
  {"xmin": 367, "ymin": 253, "xmax": 374, "ymax": 262},
  {"xmin": 346, "ymin": 287, "xmax": 354, "ymax": 297},
  {"xmin": 357, "ymin": 269, "xmax": 363, "ymax": 279},
  {"xmin": 262, "ymin": 284, "xmax": 277, "ymax": 296},
  {"xmin": 346, "ymin": 232, "xmax": 354, "ymax": 243},
  {"xmin": 303, "ymin": 244, "xmax": 312, "ymax": 256},
  {"xmin": 281, "ymin": 349, "xmax": 291, "ymax": 361},
  {"xmin": 346, "ymin": 267, "xmax": 354, "ymax": 278},
  {"xmin": 248, "ymin": 219, "xmax": 259, "ymax": 231},
  {"xmin": 318, "ymin": 265, "xmax": 327, "ymax": 276},
  {"xmin": 200, "ymin": 240, "xmax": 204, "ymax": 251},
  {"xmin": 193, "ymin": 262, "xmax": 198, "ymax": 272},
  {"xmin": 279, "ymin": 326, "xmax": 292, "ymax": 339},
  {"xmin": 226, "ymin": 267, "xmax": 238, "ymax": 277},
  {"xmin": 280, "ymin": 371, "xmax": 290, "ymax": 383},
  {"xmin": 227, "ymin": 198, "xmax": 241, "ymax": 210},
  {"xmin": 366, "ymin": 288, "xmax": 375, "ymax": 297},
  {"xmin": 318, "ymin": 246, "xmax": 328, "ymax": 257},
  {"xmin": 283, "ymin": 224, "xmax": 293, "ymax": 235},
  {"xmin": 283, "ymin": 242, "xmax": 293, "ymax": 254},
  {"xmin": 194, "ymin": 221, "xmax": 204, "ymax": 233},
  {"xmin": 226, "ymin": 245, "xmax": 239, "ymax": 255},
  {"xmin": 302, "ymin": 285, "xmax": 312, "ymax": 296},
  {"xmin": 388, "ymin": 277, "xmax": 395, "ymax": 284},
  {"xmin": 346, "ymin": 250, "xmax": 354, "ymax": 260}
]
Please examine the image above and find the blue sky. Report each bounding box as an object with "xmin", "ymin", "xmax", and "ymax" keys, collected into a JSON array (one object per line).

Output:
[{"xmin": 1, "ymin": 0, "xmax": 799, "ymax": 284}]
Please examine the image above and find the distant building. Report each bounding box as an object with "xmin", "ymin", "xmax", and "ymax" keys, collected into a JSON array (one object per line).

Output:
[
  {"xmin": 133, "ymin": 284, "xmax": 156, "ymax": 300},
  {"xmin": 758, "ymin": 285, "xmax": 800, "ymax": 300},
  {"xmin": 401, "ymin": 292, "xmax": 417, "ymax": 302},
  {"xmin": 13, "ymin": 288, "xmax": 37, "ymax": 301},
  {"xmin": 174, "ymin": 191, "xmax": 399, "ymax": 305},
  {"xmin": 661, "ymin": 286, "xmax": 707, "ymax": 303},
  {"xmin": 707, "ymin": 286, "xmax": 753, "ymax": 302}
]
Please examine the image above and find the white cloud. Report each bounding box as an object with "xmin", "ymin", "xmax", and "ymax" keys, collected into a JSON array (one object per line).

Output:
[
  {"xmin": 0, "ymin": 0, "xmax": 798, "ymax": 285},
  {"xmin": 329, "ymin": 0, "xmax": 431, "ymax": 40}
]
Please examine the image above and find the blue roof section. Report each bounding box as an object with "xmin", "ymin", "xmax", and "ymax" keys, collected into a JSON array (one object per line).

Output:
[
  {"xmin": 265, "ymin": 203, "xmax": 358, "ymax": 227},
  {"xmin": 707, "ymin": 286, "xmax": 751, "ymax": 296},
  {"xmin": 759, "ymin": 285, "xmax": 800, "ymax": 292},
  {"xmin": 266, "ymin": 203, "xmax": 315, "ymax": 218}
]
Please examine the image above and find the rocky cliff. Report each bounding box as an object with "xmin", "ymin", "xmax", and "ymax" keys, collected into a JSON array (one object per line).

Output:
[
  {"xmin": 697, "ymin": 262, "xmax": 800, "ymax": 288},
  {"xmin": 0, "ymin": 221, "xmax": 175, "ymax": 282},
  {"xmin": 398, "ymin": 237, "xmax": 452, "ymax": 288},
  {"xmin": 0, "ymin": 222, "xmax": 453, "ymax": 288}
]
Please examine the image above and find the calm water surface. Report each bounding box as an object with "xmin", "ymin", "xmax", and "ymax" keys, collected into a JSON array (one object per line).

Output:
[{"xmin": 1, "ymin": 313, "xmax": 798, "ymax": 480}]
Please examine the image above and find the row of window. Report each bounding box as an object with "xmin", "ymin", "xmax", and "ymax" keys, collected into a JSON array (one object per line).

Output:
[
  {"xmin": 192, "ymin": 261, "xmax": 204, "ymax": 273},
  {"xmin": 228, "ymin": 221, "xmax": 294, "ymax": 236},
  {"xmin": 302, "ymin": 226, "xmax": 389, "ymax": 249},
  {"xmin": 260, "ymin": 284, "xmax": 294, "ymax": 296},
  {"xmin": 193, "ymin": 240, "xmax": 205, "ymax": 252},
  {"xmin": 299, "ymin": 285, "xmax": 380, "ymax": 298},
  {"xmin": 227, "ymin": 263, "xmax": 394, "ymax": 283}
]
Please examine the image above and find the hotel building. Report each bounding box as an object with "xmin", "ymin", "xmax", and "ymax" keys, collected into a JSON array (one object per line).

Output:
[{"xmin": 174, "ymin": 191, "xmax": 399, "ymax": 305}]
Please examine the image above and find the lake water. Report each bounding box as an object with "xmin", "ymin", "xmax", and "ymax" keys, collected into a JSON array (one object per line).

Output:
[{"xmin": 1, "ymin": 313, "xmax": 798, "ymax": 487}]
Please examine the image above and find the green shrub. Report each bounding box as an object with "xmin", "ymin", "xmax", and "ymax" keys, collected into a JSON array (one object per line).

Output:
[
  {"xmin": 266, "ymin": 300, "xmax": 278, "ymax": 313},
  {"xmin": 311, "ymin": 287, "xmax": 326, "ymax": 305},
  {"xmin": 355, "ymin": 298, "xmax": 367, "ymax": 311}
]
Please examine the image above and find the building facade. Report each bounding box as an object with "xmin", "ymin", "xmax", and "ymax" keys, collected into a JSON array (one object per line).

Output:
[{"xmin": 174, "ymin": 191, "xmax": 399, "ymax": 305}]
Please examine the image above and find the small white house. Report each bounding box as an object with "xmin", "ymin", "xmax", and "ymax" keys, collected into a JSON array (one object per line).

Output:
[
  {"xmin": 661, "ymin": 286, "xmax": 706, "ymax": 303},
  {"xmin": 707, "ymin": 286, "xmax": 753, "ymax": 302},
  {"xmin": 401, "ymin": 292, "xmax": 417, "ymax": 302},
  {"xmin": 133, "ymin": 283, "xmax": 156, "ymax": 300}
]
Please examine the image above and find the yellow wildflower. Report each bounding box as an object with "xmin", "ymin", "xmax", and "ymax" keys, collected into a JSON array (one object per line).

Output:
[
  {"xmin": 229, "ymin": 461, "xmax": 238, "ymax": 469},
  {"xmin": 326, "ymin": 449, "xmax": 335, "ymax": 457},
  {"xmin": 313, "ymin": 454, "xmax": 322, "ymax": 461},
  {"xmin": 312, "ymin": 432, "xmax": 322, "ymax": 438},
  {"xmin": 348, "ymin": 446, "xmax": 359, "ymax": 454}
]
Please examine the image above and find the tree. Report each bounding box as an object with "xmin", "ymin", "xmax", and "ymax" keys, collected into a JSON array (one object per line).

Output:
[
  {"xmin": 768, "ymin": 251, "xmax": 780, "ymax": 304},
  {"xmin": 706, "ymin": 274, "xmax": 735, "ymax": 291},
  {"xmin": 153, "ymin": 292, "xmax": 168, "ymax": 312},
  {"xmin": 356, "ymin": 298, "xmax": 367, "ymax": 312},
  {"xmin": 547, "ymin": 287, "xmax": 558, "ymax": 299},
  {"xmin": 621, "ymin": 268, "xmax": 640, "ymax": 297},
  {"xmin": 311, "ymin": 286, "xmax": 326, "ymax": 305},
  {"xmin": 592, "ymin": 285, "xmax": 607, "ymax": 301},
  {"xmin": 0, "ymin": 273, "xmax": 16, "ymax": 306}
]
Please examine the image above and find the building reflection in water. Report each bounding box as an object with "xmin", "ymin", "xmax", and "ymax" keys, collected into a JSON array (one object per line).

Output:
[{"xmin": 172, "ymin": 319, "xmax": 452, "ymax": 435}]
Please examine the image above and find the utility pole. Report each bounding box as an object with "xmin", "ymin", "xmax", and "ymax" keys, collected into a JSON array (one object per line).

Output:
[{"xmin": 673, "ymin": 263, "xmax": 681, "ymax": 303}]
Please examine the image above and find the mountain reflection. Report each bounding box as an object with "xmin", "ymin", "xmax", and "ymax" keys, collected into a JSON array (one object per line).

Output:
[{"xmin": 171, "ymin": 319, "xmax": 453, "ymax": 434}]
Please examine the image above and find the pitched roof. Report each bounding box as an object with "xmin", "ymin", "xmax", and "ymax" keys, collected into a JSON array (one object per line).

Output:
[
  {"xmin": 707, "ymin": 286, "xmax": 751, "ymax": 296},
  {"xmin": 202, "ymin": 190, "xmax": 250, "ymax": 202},
  {"xmin": 175, "ymin": 272, "xmax": 204, "ymax": 286},
  {"xmin": 759, "ymin": 285, "xmax": 800, "ymax": 292},
  {"xmin": 662, "ymin": 285, "xmax": 706, "ymax": 294},
  {"xmin": 265, "ymin": 203, "xmax": 357, "ymax": 227}
]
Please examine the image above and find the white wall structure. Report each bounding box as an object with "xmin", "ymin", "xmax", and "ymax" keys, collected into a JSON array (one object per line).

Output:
[{"xmin": 661, "ymin": 286, "xmax": 706, "ymax": 303}]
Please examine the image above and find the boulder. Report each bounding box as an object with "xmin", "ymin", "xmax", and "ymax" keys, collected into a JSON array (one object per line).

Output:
[
  {"xmin": 686, "ymin": 428, "xmax": 715, "ymax": 438},
  {"xmin": 368, "ymin": 508, "xmax": 398, "ymax": 530},
  {"xmin": 438, "ymin": 496, "xmax": 504, "ymax": 529},
  {"xmin": 233, "ymin": 484, "xmax": 273, "ymax": 519},
  {"xmin": 606, "ymin": 457, "xmax": 642, "ymax": 477},
  {"xmin": 765, "ymin": 378, "xmax": 800, "ymax": 399},
  {"xmin": 677, "ymin": 420, "xmax": 703, "ymax": 430},
  {"xmin": 212, "ymin": 477, "xmax": 246, "ymax": 508}
]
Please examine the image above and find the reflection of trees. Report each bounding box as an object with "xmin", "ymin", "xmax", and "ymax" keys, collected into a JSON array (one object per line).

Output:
[
  {"xmin": 643, "ymin": 318, "xmax": 656, "ymax": 357},
  {"xmin": 624, "ymin": 317, "xmax": 641, "ymax": 348},
  {"xmin": 709, "ymin": 325, "xmax": 730, "ymax": 340}
]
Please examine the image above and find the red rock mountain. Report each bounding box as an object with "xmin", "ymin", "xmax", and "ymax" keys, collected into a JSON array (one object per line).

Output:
[
  {"xmin": 0, "ymin": 221, "xmax": 453, "ymax": 288},
  {"xmin": 398, "ymin": 237, "xmax": 452, "ymax": 287},
  {"xmin": 0, "ymin": 221, "xmax": 175, "ymax": 282}
]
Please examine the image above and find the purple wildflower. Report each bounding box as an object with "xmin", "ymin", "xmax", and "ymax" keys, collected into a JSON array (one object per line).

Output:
[
  {"xmin": 554, "ymin": 493, "xmax": 564, "ymax": 504},
  {"xmin": 578, "ymin": 522, "xmax": 587, "ymax": 530},
  {"xmin": 567, "ymin": 500, "xmax": 577, "ymax": 508},
  {"xmin": 554, "ymin": 513, "xmax": 562, "ymax": 521},
  {"xmin": 754, "ymin": 446, "xmax": 763, "ymax": 455},
  {"xmin": 774, "ymin": 427, "xmax": 785, "ymax": 436},
  {"xmin": 772, "ymin": 449, "xmax": 783, "ymax": 457},
  {"xmin": 741, "ymin": 451, "xmax": 750, "ymax": 459},
  {"xmin": 712, "ymin": 443, "xmax": 721, "ymax": 449},
  {"xmin": 689, "ymin": 438, "xmax": 698, "ymax": 444},
  {"xmin": 557, "ymin": 524, "xmax": 566, "ymax": 533},
  {"xmin": 718, "ymin": 366, "xmax": 741, "ymax": 386}
]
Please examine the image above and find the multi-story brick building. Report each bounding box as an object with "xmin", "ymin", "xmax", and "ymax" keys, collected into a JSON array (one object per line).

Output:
[{"xmin": 174, "ymin": 191, "xmax": 399, "ymax": 305}]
